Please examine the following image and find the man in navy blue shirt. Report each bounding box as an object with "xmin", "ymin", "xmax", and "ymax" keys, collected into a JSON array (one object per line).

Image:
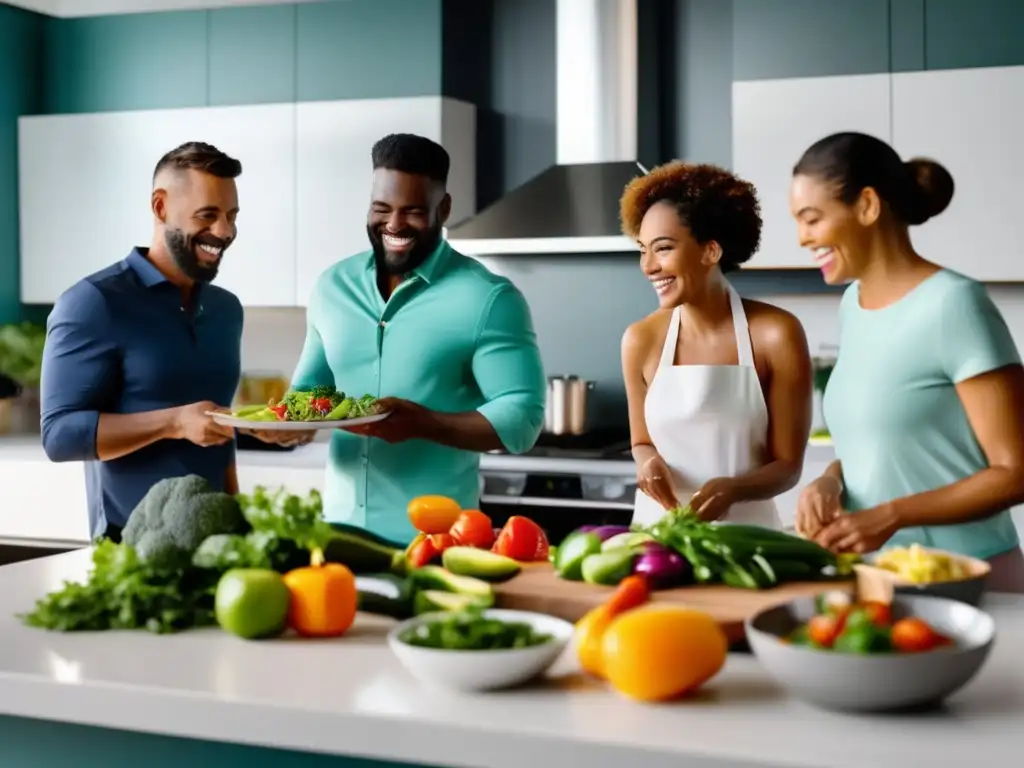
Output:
[{"xmin": 40, "ymin": 141, "xmax": 246, "ymax": 541}]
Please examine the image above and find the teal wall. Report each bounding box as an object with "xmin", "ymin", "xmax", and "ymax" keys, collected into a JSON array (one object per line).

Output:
[
  {"xmin": 0, "ymin": 3, "xmax": 44, "ymax": 326},
  {"xmin": 0, "ymin": 714, "xmax": 442, "ymax": 767}
]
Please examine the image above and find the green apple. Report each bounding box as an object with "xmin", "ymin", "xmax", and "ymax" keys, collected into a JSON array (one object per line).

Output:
[{"xmin": 215, "ymin": 568, "xmax": 291, "ymax": 640}]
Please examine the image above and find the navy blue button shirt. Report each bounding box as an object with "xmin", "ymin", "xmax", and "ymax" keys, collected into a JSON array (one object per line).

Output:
[{"xmin": 40, "ymin": 249, "xmax": 243, "ymax": 538}]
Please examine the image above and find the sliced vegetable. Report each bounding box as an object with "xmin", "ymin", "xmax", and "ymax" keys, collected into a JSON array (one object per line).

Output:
[
  {"xmin": 409, "ymin": 565, "xmax": 496, "ymax": 605},
  {"xmin": 413, "ymin": 589, "xmax": 489, "ymax": 615},
  {"xmin": 442, "ymin": 546, "xmax": 521, "ymax": 582},
  {"xmin": 428, "ymin": 533, "xmax": 458, "ymax": 554},
  {"xmin": 601, "ymin": 531, "xmax": 652, "ymax": 552},
  {"xmin": 581, "ymin": 547, "xmax": 636, "ymax": 586},
  {"xmin": 407, "ymin": 536, "xmax": 441, "ymax": 569},
  {"xmin": 553, "ymin": 531, "xmax": 603, "ymax": 580}
]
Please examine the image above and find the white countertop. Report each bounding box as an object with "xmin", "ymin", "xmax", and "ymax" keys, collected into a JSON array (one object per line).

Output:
[{"xmin": 1, "ymin": 549, "xmax": 1022, "ymax": 768}]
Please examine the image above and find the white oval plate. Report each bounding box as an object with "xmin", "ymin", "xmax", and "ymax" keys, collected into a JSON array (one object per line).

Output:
[{"xmin": 207, "ymin": 411, "xmax": 390, "ymax": 431}]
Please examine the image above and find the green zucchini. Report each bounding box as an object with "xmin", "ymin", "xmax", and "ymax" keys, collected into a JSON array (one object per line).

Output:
[
  {"xmin": 322, "ymin": 528, "xmax": 407, "ymax": 575},
  {"xmin": 357, "ymin": 573, "xmax": 415, "ymax": 619},
  {"xmin": 329, "ymin": 522, "xmax": 408, "ymax": 550}
]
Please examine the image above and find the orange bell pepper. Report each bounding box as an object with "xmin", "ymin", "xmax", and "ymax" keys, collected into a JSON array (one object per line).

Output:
[
  {"xmin": 574, "ymin": 575, "xmax": 650, "ymax": 678},
  {"xmin": 282, "ymin": 547, "xmax": 357, "ymax": 638}
]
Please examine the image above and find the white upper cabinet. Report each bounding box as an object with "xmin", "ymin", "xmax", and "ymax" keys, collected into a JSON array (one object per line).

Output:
[
  {"xmin": 294, "ymin": 97, "xmax": 476, "ymax": 306},
  {"xmin": 18, "ymin": 103, "xmax": 298, "ymax": 306},
  {"xmin": 19, "ymin": 96, "xmax": 475, "ymax": 307},
  {"xmin": 731, "ymin": 73, "xmax": 892, "ymax": 269},
  {"xmin": 892, "ymin": 66, "xmax": 1024, "ymax": 282}
]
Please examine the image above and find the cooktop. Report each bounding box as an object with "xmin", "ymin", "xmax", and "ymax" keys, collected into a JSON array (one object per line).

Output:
[{"xmin": 488, "ymin": 428, "xmax": 632, "ymax": 460}]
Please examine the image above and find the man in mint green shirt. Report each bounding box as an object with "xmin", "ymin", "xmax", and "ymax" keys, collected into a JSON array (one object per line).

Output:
[{"xmin": 289, "ymin": 133, "xmax": 545, "ymax": 544}]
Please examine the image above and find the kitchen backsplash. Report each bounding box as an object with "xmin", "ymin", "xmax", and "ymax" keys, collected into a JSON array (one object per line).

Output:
[{"xmin": 240, "ymin": 257, "xmax": 1024, "ymax": 427}]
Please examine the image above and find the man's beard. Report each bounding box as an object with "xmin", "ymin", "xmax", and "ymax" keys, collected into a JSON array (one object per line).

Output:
[
  {"xmin": 367, "ymin": 223, "xmax": 442, "ymax": 276},
  {"xmin": 165, "ymin": 228, "xmax": 226, "ymax": 283}
]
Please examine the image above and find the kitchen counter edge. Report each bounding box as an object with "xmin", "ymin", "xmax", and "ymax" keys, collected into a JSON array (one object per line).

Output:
[{"xmin": 0, "ymin": 550, "xmax": 1021, "ymax": 768}]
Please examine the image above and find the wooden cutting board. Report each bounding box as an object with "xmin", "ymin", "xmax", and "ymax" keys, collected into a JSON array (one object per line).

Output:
[{"xmin": 494, "ymin": 564, "xmax": 853, "ymax": 643}]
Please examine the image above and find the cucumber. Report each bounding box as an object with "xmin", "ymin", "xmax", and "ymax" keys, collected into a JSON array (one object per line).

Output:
[
  {"xmin": 441, "ymin": 546, "xmax": 520, "ymax": 582},
  {"xmin": 711, "ymin": 527, "xmax": 836, "ymax": 566},
  {"xmin": 413, "ymin": 589, "xmax": 490, "ymax": 615},
  {"xmin": 356, "ymin": 573, "xmax": 415, "ymax": 619},
  {"xmin": 325, "ymin": 399, "xmax": 352, "ymax": 420},
  {"xmin": 234, "ymin": 403, "xmax": 270, "ymax": 416},
  {"xmin": 759, "ymin": 558, "xmax": 817, "ymax": 581},
  {"xmin": 409, "ymin": 565, "xmax": 495, "ymax": 604},
  {"xmin": 322, "ymin": 528, "xmax": 407, "ymax": 575}
]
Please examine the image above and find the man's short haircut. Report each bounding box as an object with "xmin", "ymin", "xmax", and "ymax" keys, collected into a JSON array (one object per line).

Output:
[
  {"xmin": 371, "ymin": 133, "xmax": 450, "ymax": 185},
  {"xmin": 153, "ymin": 141, "xmax": 242, "ymax": 183}
]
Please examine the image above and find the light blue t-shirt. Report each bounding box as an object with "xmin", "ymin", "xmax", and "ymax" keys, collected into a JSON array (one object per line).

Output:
[
  {"xmin": 291, "ymin": 240, "xmax": 546, "ymax": 545},
  {"xmin": 823, "ymin": 269, "xmax": 1021, "ymax": 559}
]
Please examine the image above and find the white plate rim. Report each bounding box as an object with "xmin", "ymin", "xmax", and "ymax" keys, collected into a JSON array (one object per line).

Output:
[{"xmin": 206, "ymin": 411, "xmax": 390, "ymax": 431}]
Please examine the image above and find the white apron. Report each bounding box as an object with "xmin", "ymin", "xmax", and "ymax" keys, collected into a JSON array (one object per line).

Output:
[{"xmin": 632, "ymin": 282, "xmax": 781, "ymax": 528}]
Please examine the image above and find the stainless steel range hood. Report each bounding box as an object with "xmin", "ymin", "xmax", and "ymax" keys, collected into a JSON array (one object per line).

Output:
[{"xmin": 446, "ymin": 0, "xmax": 645, "ymax": 256}]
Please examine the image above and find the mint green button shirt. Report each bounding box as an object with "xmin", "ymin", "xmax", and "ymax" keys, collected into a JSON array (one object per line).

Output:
[
  {"xmin": 291, "ymin": 240, "xmax": 546, "ymax": 544},
  {"xmin": 823, "ymin": 269, "xmax": 1021, "ymax": 560}
]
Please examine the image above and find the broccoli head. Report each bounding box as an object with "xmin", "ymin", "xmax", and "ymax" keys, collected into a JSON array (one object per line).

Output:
[{"xmin": 122, "ymin": 475, "xmax": 249, "ymax": 567}]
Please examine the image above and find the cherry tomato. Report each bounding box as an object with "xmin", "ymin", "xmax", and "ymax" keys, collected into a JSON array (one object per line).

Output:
[
  {"xmin": 407, "ymin": 495, "xmax": 462, "ymax": 534},
  {"xmin": 891, "ymin": 618, "xmax": 948, "ymax": 653},
  {"xmin": 807, "ymin": 614, "xmax": 844, "ymax": 648},
  {"xmin": 859, "ymin": 601, "xmax": 892, "ymax": 626},
  {"xmin": 492, "ymin": 516, "xmax": 549, "ymax": 561},
  {"xmin": 449, "ymin": 510, "xmax": 496, "ymax": 549}
]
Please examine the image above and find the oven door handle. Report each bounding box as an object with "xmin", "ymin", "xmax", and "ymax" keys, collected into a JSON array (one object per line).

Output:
[{"xmin": 479, "ymin": 494, "xmax": 633, "ymax": 511}]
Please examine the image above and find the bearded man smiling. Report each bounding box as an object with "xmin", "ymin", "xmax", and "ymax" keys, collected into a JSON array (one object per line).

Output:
[{"xmin": 40, "ymin": 142, "xmax": 245, "ymax": 542}]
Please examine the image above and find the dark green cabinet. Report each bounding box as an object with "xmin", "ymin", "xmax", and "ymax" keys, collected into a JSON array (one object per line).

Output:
[
  {"xmin": 731, "ymin": 0, "xmax": 891, "ymax": 80},
  {"xmin": 44, "ymin": 12, "xmax": 208, "ymax": 114},
  {"xmin": 924, "ymin": 0, "xmax": 1024, "ymax": 70},
  {"xmin": 295, "ymin": 0, "xmax": 443, "ymax": 102},
  {"xmin": 209, "ymin": 5, "xmax": 297, "ymax": 106}
]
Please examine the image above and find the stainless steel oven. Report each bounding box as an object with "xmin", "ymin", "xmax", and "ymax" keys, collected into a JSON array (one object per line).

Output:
[{"xmin": 477, "ymin": 431, "xmax": 637, "ymax": 545}]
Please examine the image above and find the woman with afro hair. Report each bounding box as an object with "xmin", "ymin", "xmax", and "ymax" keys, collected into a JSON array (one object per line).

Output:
[{"xmin": 620, "ymin": 161, "xmax": 814, "ymax": 528}]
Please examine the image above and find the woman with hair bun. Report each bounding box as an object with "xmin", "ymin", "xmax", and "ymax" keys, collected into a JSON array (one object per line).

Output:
[
  {"xmin": 792, "ymin": 131, "xmax": 1024, "ymax": 591},
  {"xmin": 620, "ymin": 162, "xmax": 814, "ymax": 528}
]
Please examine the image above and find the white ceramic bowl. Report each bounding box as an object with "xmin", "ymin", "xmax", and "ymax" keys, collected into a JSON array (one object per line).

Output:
[
  {"xmin": 387, "ymin": 609, "xmax": 574, "ymax": 692},
  {"xmin": 746, "ymin": 594, "xmax": 996, "ymax": 712}
]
